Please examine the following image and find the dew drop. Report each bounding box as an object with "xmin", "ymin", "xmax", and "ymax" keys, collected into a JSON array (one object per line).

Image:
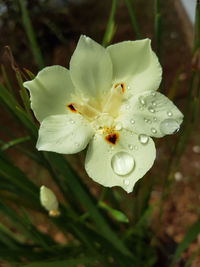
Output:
[
  {"xmin": 167, "ymin": 111, "xmax": 173, "ymax": 117},
  {"xmin": 153, "ymin": 117, "xmax": 157, "ymax": 122},
  {"xmin": 130, "ymin": 119, "xmax": 135, "ymax": 124},
  {"xmin": 151, "ymin": 128, "xmax": 157, "ymax": 134},
  {"xmin": 115, "ymin": 122, "xmax": 122, "ymax": 131},
  {"xmin": 160, "ymin": 119, "xmax": 180, "ymax": 135},
  {"xmin": 152, "ymin": 101, "xmax": 157, "ymax": 107},
  {"xmin": 139, "ymin": 96, "xmax": 146, "ymax": 105},
  {"xmin": 148, "ymin": 107, "xmax": 155, "ymax": 113},
  {"xmin": 123, "ymin": 179, "xmax": 130, "ymax": 186},
  {"xmin": 134, "ymin": 145, "xmax": 138, "ymax": 150},
  {"xmin": 126, "ymin": 104, "xmax": 130, "ymax": 110},
  {"xmin": 128, "ymin": 144, "xmax": 133, "ymax": 150},
  {"xmin": 127, "ymin": 85, "xmax": 131, "ymax": 90},
  {"xmin": 144, "ymin": 118, "xmax": 148, "ymax": 123},
  {"xmin": 111, "ymin": 152, "xmax": 135, "ymax": 176},
  {"xmin": 139, "ymin": 134, "xmax": 149, "ymax": 144},
  {"xmin": 151, "ymin": 92, "xmax": 156, "ymax": 97},
  {"xmin": 75, "ymin": 142, "xmax": 79, "ymax": 147},
  {"xmin": 70, "ymin": 119, "xmax": 75, "ymax": 124}
]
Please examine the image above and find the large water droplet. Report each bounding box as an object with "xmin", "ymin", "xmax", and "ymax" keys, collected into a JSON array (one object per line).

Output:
[
  {"xmin": 111, "ymin": 152, "xmax": 135, "ymax": 176},
  {"xmin": 139, "ymin": 134, "xmax": 149, "ymax": 144},
  {"xmin": 160, "ymin": 119, "xmax": 180, "ymax": 135}
]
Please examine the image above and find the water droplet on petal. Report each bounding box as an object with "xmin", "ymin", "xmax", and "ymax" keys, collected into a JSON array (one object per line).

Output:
[
  {"xmin": 123, "ymin": 179, "xmax": 130, "ymax": 186},
  {"xmin": 128, "ymin": 144, "xmax": 133, "ymax": 150},
  {"xmin": 151, "ymin": 92, "xmax": 156, "ymax": 97},
  {"xmin": 167, "ymin": 111, "xmax": 173, "ymax": 117},
  {"xmin": 111, "ymin": 152, "xmax": 135, "ymax": 176},
  {"xmin": 152, "ymin": 101, "xmax": 157, "ymax": 107},
  {"xmin": 75, "ymin": 142, "xmax": 79, "ymax": 147},
  {"xmin": 126, "ymin": 104, "xmax": 130, "ymax": 110},
  {"xmin": 134, "ymin": 145, "xmax": 138, "ymax": 150},
  {"xmin": 144, "ymin": 118, "xmax": 148, "ymax": 123},
  {"xmin": 115, "ymin": 122, "xmax": 122, "ymax": 131},
  {"xmin": 160, "ymin": 119, "xmax": 180, "ymax": 135},
  {"xmin": 70, "ymin": 119, "xmax": 75, "ymax": 124},
  {"xmin": 139, "ymin": 96, "xmax": 146, "ymax": 105},
  {"xmin": 153, "ymin": 117, "xmax": 157, "ymax": 122},
  {"xmin": 151, "ymin": 128, "xmax": 157, "ymax": 134},
  {"xmin": 139, "ymin": 134, "xmax": 149, "ymax": 144},
  {"xmin": 127, "ymin": 85, "xmax": 131, "ymax": 90},
  {"xmin": 148, "ymin": 107, "xmax": 155, "ymax": 113},
  {"xmin": 130, "ymin": 119, "xmax": 135, "ymax": 124}
]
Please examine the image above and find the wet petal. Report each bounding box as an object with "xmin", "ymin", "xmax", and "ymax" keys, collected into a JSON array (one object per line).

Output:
[
  {"xmin": 107, "ymin": 39, "xmax": 162, "ymax": 96},
  {"xmin": 85, "ymin": 129, "xmax": 156, "ymax": 193},
  {"xmin": 118, "ymin": 91, "xmax": 183, "ymax": 138},
  {"xmin": 70, "ymin": 35, "xmax": 113, "ymax": 99},
  {"xmin": 37, "ymin": 113, "xmax": 94, "ymax": 154},
  {"xmin": 23, "ymin": 66, "xmax": 75, "ymax": 122}
]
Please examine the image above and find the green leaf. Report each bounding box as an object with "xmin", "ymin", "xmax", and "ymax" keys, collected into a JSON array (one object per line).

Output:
[
  {"xmin": 171, "ymin": 219, "xmax": 200, "ymax": 266},
  {"xmin": 102, "ymin": 0, "xmax": 118, "ymax": 47},
  {"xmin": 99, "ymin": 201, "xmax": 129, "ymax": 223},
  {"xmin": 20, "ymin": 257, "xmax": 97, "ymax": 267}
]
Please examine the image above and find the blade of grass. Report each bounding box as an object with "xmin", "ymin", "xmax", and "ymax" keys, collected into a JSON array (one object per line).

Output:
[
  {"xmin": 102, "ymin": 0, "xmax": 118, "ymax": 47},
  {"xmin": 124, "ymin": 0, "xmax": 141, "ymax": 38},
  {"xmin": 170, "ymin": 219, "xmax": 200, "ymax": 266},
  {"xmin": 20, "ymin": 257, "xmax": 98, "ymax": 267},
  {"xmin": 18, "ymin": 0, "xmax": 44, "ymax": 69},
  {"xmin": 46, "ymin": 153, "xmax": 132, "ymax": 257},
  {"xmin": 154, "ymin": 0, "xmax": 162, "ymax": 58}
]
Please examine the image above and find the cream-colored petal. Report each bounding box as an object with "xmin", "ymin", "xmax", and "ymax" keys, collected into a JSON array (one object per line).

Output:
[
  {"xmin": 118, "ymin": 91, "xmax": 183, "ymax": 138},
  {"xmin": 107, "ymin": 39, "xmax": 162, "ymax": 96},
  {"xmin": 23, "ymin": 66, "xmax": 75, "ymax": 122},
  {"xmin": 70, "ymin": 35, "xmax": 113, "ymax": 99},
  {"xmin": 37, "ymin": 113, "xmax": 94, "ymax": 154},
  {"xmin": 85, "ymin": 129, "xmax": 156, "ymax": 193}
]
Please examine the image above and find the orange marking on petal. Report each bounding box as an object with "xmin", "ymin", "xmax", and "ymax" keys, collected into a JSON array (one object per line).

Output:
[
  {"xmin": 114, "ymin": 83, "xmax": 125, "ymax": 93},
  {"xmin": 67, "ymin": 103, "xmax": 77, "ymax": 112},
  {"xmin": 105, "ymin": 132, "xmax": 119, "ymax": 145}
]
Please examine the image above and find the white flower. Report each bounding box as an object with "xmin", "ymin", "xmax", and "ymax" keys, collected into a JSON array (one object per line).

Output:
[
  {"xmin": 40, "ymin": 186, "xmax": 60, "ymax": 216},
  {"xmin": 24, "ymin": 35, "xmax": 183, "ymax": 193}
]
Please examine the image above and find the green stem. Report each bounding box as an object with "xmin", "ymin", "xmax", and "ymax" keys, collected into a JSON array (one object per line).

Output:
[{"xmin": 18, "ymin": 0, "xmax": 44, "ymax": 69}]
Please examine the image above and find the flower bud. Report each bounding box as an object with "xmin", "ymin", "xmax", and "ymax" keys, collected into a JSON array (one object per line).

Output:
[{"xmin": 40, "ymin": 185, "xmax": 60, "ymax": 216}]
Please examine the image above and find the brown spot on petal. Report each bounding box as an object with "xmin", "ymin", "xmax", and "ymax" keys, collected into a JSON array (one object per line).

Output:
[
  {"xmin": 105, "ymin": 132, "xmax": 119, "ymax": 145},
  {"xmin": 114, "ymin": 83, "xmax": 125, "ymax": 93},
  {"xmin": 67, "ymin": 103, "xmax": 77, "ymax": 112}
]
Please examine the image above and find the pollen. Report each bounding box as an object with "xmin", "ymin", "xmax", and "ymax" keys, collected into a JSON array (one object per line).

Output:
[
  {"xmin": 67, "ymin": 103, "xmax": 77, "ymax": 112},
  {"xmin": 114, "ymin": 83, "xmax": 125, "ymax": 93},
  {"xmin": 105, "ymin": 132, "xmax": 119, "ymax": 145}
]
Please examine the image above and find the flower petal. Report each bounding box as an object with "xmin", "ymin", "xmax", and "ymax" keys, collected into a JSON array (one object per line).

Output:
[
  {"xmin": 70, "ymin": 35, "xmax": 113, "ymax": 99},
  {"xmin": 37, "ymin": 113, "xmax": 94, "ymax": 154},
  {"xmin": 23, "ymin": 66, "xmax": 75, "ymax": 122},
  {"xmin": 118, "ymin": 91, "xmax": 183, "ymax": 138},
  {"xmin": 107, "ymin": 39, "xmax": 162, "ymax": 95},
  {"xmin": 85, "ymin": 129, "xmax": 156, "ymax": 193}
]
